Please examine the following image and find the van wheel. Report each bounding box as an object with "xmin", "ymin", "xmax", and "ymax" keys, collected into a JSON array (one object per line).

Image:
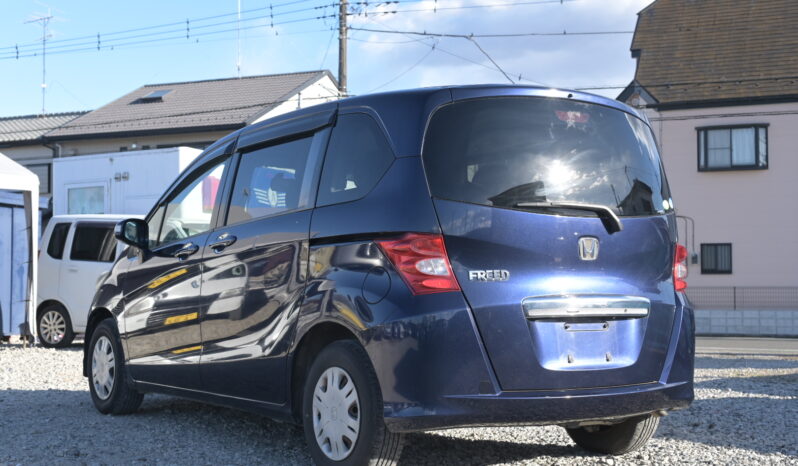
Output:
[
  {"xmin": 88, "ymin": 319, "xmax": 143, "ymax": 415},
  {"xmin": 302, "ymin": 340, "xmax": 404, "ymax": 466},
  {"xmin": 566, "ymin": 414, "xmax": 660, "ymax": 456},
  {"xmin": 37, "ymin": 304, "xmax": 75, "ymax": 348}
]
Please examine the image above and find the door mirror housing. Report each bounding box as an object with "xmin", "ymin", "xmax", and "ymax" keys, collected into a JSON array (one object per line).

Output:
[{"xmin": 115, "ymin": 218, "xmax": 149, "ymax": 250}]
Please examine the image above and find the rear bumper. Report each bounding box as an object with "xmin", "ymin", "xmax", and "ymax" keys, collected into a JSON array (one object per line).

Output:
[
  {"xmin": 384, "ymin": 381, "xmax": 692, "ymax": 432},
  {"xmin": 366, "ymin": 292, "xmax": 695, "ymax": 433}
]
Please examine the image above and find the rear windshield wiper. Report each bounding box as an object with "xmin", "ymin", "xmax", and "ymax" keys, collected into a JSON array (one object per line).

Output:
[{"xmin": 514, "ymin": 201, "xmax": 623, "ymax": 234}]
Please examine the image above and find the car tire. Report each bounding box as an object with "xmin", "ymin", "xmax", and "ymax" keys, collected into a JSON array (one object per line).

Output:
[
  {"xmin": 302, "ymin": 340, "xmax": 404, "ymax": 466},
  {"xmin": 566, "ymin": 413, "xmax": 660, "ymax": 456},
  {"xmin": 88, "ymin": 318, "xmax": 144, "ymax": 415},
  {"xmin": 37, "ymin": 304, "xmax": 75, "ymax": 348}
]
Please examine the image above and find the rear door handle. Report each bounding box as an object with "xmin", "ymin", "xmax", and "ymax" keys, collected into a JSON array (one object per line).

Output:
[
  {"xmin": 209, "ymin": 233, "xmax": 237, "ymax": 253},
  {"xmin": 174, "ymin": 242, "xmax": 199, "ymax": 260}
]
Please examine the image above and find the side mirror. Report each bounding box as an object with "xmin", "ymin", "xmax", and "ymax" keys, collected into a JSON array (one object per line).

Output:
[{"xmin": 115, "ymin": 218, "xmax": 149, "ymax": 250}]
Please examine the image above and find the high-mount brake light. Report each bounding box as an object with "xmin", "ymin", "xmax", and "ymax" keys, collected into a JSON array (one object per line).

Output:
[
  {"xmin": 674, "ymin": 244, "xmax": 688, "ymax": 292},
  {"xmin": 376, "ymin": 233, "xmax": 461, "ymax": 295}
]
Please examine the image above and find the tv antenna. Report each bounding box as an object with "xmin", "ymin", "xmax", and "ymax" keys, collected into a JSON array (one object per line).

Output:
[{"xmin": 25, "ymin": 10, "xmax": 53, "ymax": 115}]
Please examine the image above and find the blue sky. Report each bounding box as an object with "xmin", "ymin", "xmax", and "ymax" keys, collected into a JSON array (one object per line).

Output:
[{"xmin": 0, "ymin": 0, "xmax": 651, "ymax": 117}]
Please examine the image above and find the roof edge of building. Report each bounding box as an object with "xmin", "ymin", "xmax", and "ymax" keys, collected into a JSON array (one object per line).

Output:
[
  {"xmin": 142, "ymin": 69, "xmax": 333, "ymax": 89},
  {"xmin": 649, "ymin": 93, "xmax": 798, "ymax": 111}
]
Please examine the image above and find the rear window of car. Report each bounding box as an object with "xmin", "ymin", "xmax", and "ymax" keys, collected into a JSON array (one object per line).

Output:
[
  {"xmin": 70, "ymin": 224, "xmax": 116, "ymax": 262},
  {"xmin": 422, "ymin": 97, "xmax": 672, "ymax": 217},
  {"xmin": 46, "ymin": 222, "xmax": 71, "ymax": 259},
  {"xmin": 316, "ymin": 113, "xmax": 394, "ymax": 207}
]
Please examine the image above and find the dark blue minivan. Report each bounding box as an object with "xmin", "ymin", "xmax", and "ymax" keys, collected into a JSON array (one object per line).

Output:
[{"xmin": 84, "ymin": 85, "xmax": 694, "ymax": 465}]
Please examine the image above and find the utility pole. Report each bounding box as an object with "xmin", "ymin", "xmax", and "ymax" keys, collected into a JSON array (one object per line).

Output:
[
  {"xmin": 338, "ymin": 0, "xmax": 348, "ymax": 95},
  {"xmin": 25, "ymin": 11, "xmax": 52, "ymax": 115}
]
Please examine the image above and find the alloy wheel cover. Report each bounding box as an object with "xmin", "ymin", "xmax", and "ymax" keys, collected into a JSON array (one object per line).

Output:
[{"xmin": 40, "ymin": 310, "xmax": 66, "ymax": 345}]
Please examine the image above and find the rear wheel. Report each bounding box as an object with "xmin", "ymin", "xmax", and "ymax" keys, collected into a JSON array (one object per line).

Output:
[
  {"xmin": 566, "ymin": 414, "xmax": 660, "ymax": 456},
  {"xmin": 302, "ymin": 340, "xmax": 404, "ymax": 466},
  {"xmin": 37, "ymin": 304, "xmax": 75, "ymax": 348},
  {"xmin": 88, "ymin": 319, "xmax": 143, "ymax": 415}
]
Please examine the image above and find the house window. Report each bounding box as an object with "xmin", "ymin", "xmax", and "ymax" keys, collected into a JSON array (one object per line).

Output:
[
  {"xmin": 68, "ymin": 186, "xmax": 105, "ymax": 214},
  {"xmin": 701, "ymin": 243, "xmax": 732, "ymax": 274},
  {"xmin": 23, "ymin": 163, "xmax": 51, "ymax": 194},
  {"xmin": 698, "ymin": 125, "xmax": 767, "ymax": 171}
]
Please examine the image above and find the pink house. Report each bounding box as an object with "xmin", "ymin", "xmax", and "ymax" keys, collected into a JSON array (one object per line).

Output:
[{"xmin": 618, "ymin": 0, "xmax": 798, "ymax": 335}]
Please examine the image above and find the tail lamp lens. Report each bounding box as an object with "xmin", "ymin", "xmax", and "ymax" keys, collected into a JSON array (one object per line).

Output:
[
  {"xmin": 376, "ymin": 233, "xmax": 460, "ymax": 295},
  {"xmin": 674, "ymin": 244, "xmax": 688, "ymax": 292}
]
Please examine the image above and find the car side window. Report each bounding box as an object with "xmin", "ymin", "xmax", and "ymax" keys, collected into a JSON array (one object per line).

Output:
[
  {"xmin": 146, "ymin": 205, "xmax": 165, "ymax": 249},
  {"xmin": 70, "ymin": 224, "xmax": 116, "ymax": 262},
  {"xmin": 156, "ymin": 158, "xmax": 229, "ymax": 247},
  {"xmin": 46, "ymin": 223, "xmax": 71, "ymax": 259},
  {"xmin": 316, "ymin": 113, "xmax": 394, "ymax": 207},
  {"xmin": 226, "ymin": 136, "xmax": 314, "ymax": 225}
]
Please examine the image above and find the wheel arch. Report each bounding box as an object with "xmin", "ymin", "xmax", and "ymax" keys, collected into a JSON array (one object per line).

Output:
[
  {"xmin": 37, "ymin": 299, "xmax": 68, "ymax": 320},
  {"xmin": 82, "ymin": 308, "xmax": 115, "ymax": 377},
  {"xmin": 289, "ymin": 321, "xmax": 361, "ymax": 423}
]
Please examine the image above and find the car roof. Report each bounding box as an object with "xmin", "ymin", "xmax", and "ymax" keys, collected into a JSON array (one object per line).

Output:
[
  {"xmin": 187, "ymin": 84, "xmax": 649, "ymax": 173},
  {"xmin": 49, "ymin": 214, "xmax": 143, "ymax": 222}
]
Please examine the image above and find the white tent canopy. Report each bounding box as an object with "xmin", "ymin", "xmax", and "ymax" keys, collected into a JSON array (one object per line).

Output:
[{"xmin": 0, "ymin": 152, "xmax": 39, "ymax": 340}]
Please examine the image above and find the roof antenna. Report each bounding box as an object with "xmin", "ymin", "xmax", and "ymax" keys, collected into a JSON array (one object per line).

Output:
[
  {"xmin": 25, "ymin": 9, "xmax": 53, "ymax": 115},
  {"xmin": 236, "ymin": 0, "xmax": 242, "ymax": 78}
]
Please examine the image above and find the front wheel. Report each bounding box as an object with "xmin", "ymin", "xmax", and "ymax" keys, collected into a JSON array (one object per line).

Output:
[
  {"xmin": 88, "ymin": 319, "xmax": 143, "ymax": 415},
  {"xmin": 302, "ymin": 340, "xmax": 404, "ymax": 466},
  {"xmin": 566, "ymin": 413, "xmax": 660, "ymax": 456}
]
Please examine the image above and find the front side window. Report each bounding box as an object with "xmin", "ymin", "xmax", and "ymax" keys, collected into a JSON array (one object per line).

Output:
[
  {"xmin": 701, "ymin": 243, "xmax": 732, "ymax": 274},
  {"xmin": 155, "ymin": 158, "xmax": 229, "ymax": 247},
  {"xmin": 423, "ymin": 97, "xmax": 672, "ymax": 217},
  {"xmin": 226, "ymin": 137, "xmax": 314, "ymax": 225},
  {"xmin": 698, "ymin": 125, "xmax": 767, "ymax": 171},
  {"xmin": 47, "ymin": 223, "xmax": 71, "ymax": 259},
  {"xmin": 317, "ymin": 114, "xmax": 394, "ymax": 207},
  {"xmin": 70, "ymin": 224, "xmax": 116, "ymax": 262}
]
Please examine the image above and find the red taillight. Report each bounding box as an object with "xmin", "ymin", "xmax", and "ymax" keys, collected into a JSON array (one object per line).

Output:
[
  {"xmin": 674, "ymin": 244, "xmax": 688, "ymax": 292},
  {"xmin": 376, "ymin": 233, "xmax": 461, "ymax": 295}
]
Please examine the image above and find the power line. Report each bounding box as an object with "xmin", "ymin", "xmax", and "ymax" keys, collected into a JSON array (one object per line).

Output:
[
  {"xmin": 467, "ymin": 37, "xmax": 514, "ymax": 84},
  {"xmin": 366, "ymin": 42, "xmax": 437, "ymax": 92},
  {"xmin": 1, "ymin": 0, "xmax": 330, "ymax": 53},
  {"xmin": 0, "ymin": 14, "xmax": 337, "ymax": 61},
  {"xmin": 349, "ymin": 0, "xmax": 580, "ymax": 15},
  {"xmin": 349, "ymin": 26, "xmax": 634, "ymax": 38},
  {"xmin": 2, "ymin": 4, "xmax": 338, "ymax": 58}
]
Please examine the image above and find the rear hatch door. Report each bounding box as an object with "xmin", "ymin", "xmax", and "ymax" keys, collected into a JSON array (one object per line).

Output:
[{"xmin": 422, "ymin": 95, "xmax": 678, "ymax": 391}]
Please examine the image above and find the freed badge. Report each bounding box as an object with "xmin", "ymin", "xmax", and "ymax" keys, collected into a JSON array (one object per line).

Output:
[{"xmin": 468, "ymin": 269, "xmax": 510, "ymax": 281}]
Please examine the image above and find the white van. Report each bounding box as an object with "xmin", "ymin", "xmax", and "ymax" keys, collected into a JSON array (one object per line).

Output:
[{"xmin": 37, "ymin": 214, "xmax": 139, "ymax": 347}]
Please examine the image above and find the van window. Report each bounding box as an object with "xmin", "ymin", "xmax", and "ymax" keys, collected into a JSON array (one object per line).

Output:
[
  {"xmin": 316, "ymin": 114, "xmax": 394, "ymax": 207},
  {"xmin": 227, "ymin": 137, "xmax": 314, "ymax": 225},
  {"xmin": 157, "ymin": 158, "xmax": 229, "ymax": 246},
  {"xmin": 422, "ymin": 97, "xmax": 672, "ymax": 217},
  {"xmin": 47, "ymin": 223, "xmax": 71, "ymax": 259},
  {"xmin": 70, "ymin": 224, "xmax": 117, "ymax": 262}
]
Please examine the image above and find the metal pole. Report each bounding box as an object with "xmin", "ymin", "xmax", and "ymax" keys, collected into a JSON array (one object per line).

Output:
[
  {"xmin": 338, "ymin": 0, "xmax": 348, "ymax": 95},
  {"xmin": 25, "ymin": 12, "xmax": 52, "ymax": 114},
  {"xmin": 236, "ymin": 0, "xmax": 241, "ymax": 78}
]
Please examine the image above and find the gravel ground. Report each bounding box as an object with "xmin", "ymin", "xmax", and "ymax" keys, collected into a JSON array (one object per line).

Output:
[{"xmin": 0, "ymin": 343, "xmax": 796, "ymax": 465}]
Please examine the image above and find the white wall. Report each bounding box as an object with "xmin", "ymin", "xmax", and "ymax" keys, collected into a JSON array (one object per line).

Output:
[
  {"xmin": 52, "ymin": 147, "xmax": 202, "ymax": 216},
  {"xmin": 252, "ymin": 75, "xmax": 341, "ymax": 124}
]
